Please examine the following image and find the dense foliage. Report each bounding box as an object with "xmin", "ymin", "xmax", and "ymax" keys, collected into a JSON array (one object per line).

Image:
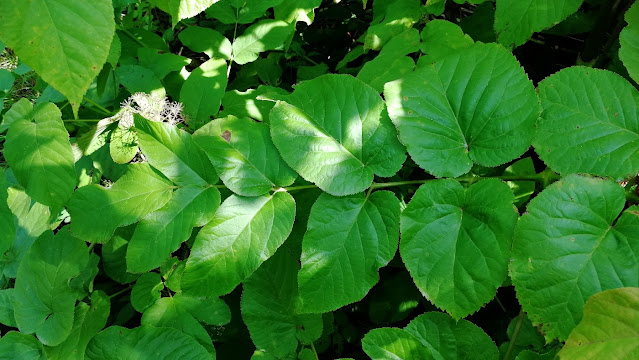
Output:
[{"xmin": 0, "ymin": 0, "xmax": 638, "ymax": 359}]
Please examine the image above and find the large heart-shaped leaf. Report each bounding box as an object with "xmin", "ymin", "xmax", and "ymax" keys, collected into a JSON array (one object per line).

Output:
[
  {"xmin": 385, "ymin": 43, "xmax": 538, "ymax": 178},
  {"xmin": 400, "ymin": 179, "xmax": 517, "ymax": 319},
  {"xmin": 194, "ymin": 116, "xmax": 297, "ymax": 196},
  {"xmin": 535, "ymin": 67, "xmax": 639, "ymax": 181},
  {"xmin": 298, "ymin": 191, "xmax": 400, "ymax": 313},
  {"xmin": 511, "ymin": 175, "xmax": 639, "ymax": 341},
  {"xmin": 13, "ymin": 229, "xmax": 89, "ymax": 346},
  {"xmin": 180, "ymin": 58, "xmax": 228, "ymax": 129},
  {"xmin": 0, "ymin": 0, "xmax": 115, "ymax": 114},
  {"xmin": 4, "ymin": 103, "xmax": 76, "ymax": 209},
  {"xmin": 270, "ymin": 74, "xmax": 406, "ymax": 196},
  {"xmin": 182, "ymin": 191, "xmax": 296, "ymax": 296},
  {"xmin": 0, "ymin": 332, "xmax": 46, "ymax": 360}
]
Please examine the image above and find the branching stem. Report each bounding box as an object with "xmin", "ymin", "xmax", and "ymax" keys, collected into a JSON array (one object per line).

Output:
[{"xmin": 503, "ymin": 310, "xmax": 525, "ymax": 360}]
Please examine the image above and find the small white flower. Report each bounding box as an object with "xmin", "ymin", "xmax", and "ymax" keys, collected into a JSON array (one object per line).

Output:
[{"xmin": 109, "ymin": 92, "xmax": 184, "ymax": 128}]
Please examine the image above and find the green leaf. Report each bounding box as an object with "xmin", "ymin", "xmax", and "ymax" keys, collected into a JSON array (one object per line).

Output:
[
  {"xmin": 0, "ymin": 0, "xmax": 115, "ymax": 114},
  {"xmin": 149, "ymin": 0, "xmax": 221, "ymax": 26},
  {"xmin": 68, "ymin": 253, "xmax": 100, "ymax": 300},
  {"xmin": 13, "ymin": 228, "xmax": 89, "ymax": 346},
  {"xmin": 535, "ymin": 67, "xmax": 639, "ymax": 180},
  {"xmin": 115, "ymin": 65, "xmax": 166, "ymax": 97},
  {"xmin": 109, "ymin": 125, "xmax": 138, "ymax": 164},
  {"xmin": 0, "ymin": 332, "xmax": 46, "ymax": 360},
  {"xmin": 232, "ymin": 20, "xmax": 295, "ymax": 65},
  {"xmin": 85, "ymin": 325, "xmax": 213, "ymax": 360},
  {"xmin": 385, "ymin": 43, "xmax": 539, "ymax": 178},
  {"xmin": 141, "ymin": 297, "xmax": 216, "ymax": 355},
  {"xmin": 182, "ymin": 191, "xmax": 296, "ymax": 297},
  {"xmin": 270, "ymin": 74, "xmax": 406, "ymax": 196},
  {"xmin": 273, "ymin": 0, "xmax": 322, "ymax": 25},
  {"xmin": 357, "ymin": 29, "xmax": 420, "ymax": 93},
  {"xmin": 131, "ymin": 272, "xmax": 164, "ymax": 313},
  {"xmin": 1, "ymin": 98, "xmax": 33, "ymax": 132},
  {"xmin": 135, "ymin": 115, "xmax": 218, "ymax": 186},
  {"xmin": 45, "ymin": 291, "xmax": 110, "ymax": 360},
  {"xmin": 4, "ymin": 102, "xmax": 76, "ymax": 209},
  {"xmin": 404, "ymin": 312, "xmax": 499, "ymax": 359},
  {"xmin": 102, "ymin": 227, "xmax": 139, "ymax": 284},
  {"xmin": 179, "ymin": 26, "xmax": 232, "ymax": 60},
  {"xmin": 298, "ymin": 191, "xmax": 400, "ymax": 313},
  {"xmin": 67, "ymin": 163, "xmax": 173, "ymax": 243},
  {"xmin": 620, "ymin": 2, "xmax": 639, "ymax": 84},
  {"xmin": 559, "ymin": 287, "xmax": 639, "ymax": 359},
  {"xmin": 418, "ymin": 20, "xmax": 474, "ymax": 65},
  {"xmin": 138, "ymin": 48, "xmax": 191, "ymax": 79},
  {"xmin": 400, "ymin": 179, "xmax": 518, "ymax": 319},
  {"xmin": 0, "ymin": 170, "xmax": 15, "ymax": 256},
  {"xmin": 174, "ymin": 293, "xmax": 231, "ymax": 326},
  {"xmin": 207, "ymin": 0, "xmax": 285, "ymax": 24},
  {"xmin": 0, "ymin": 289, "xmax": 17, "ymax": 327},
  {"xmin": 221, "ymin": 87, "xmax": 288, "ymax": 124},
  {"xmin": 511, "ymin": 175, "xmax": 639, "ymax": 341},
  {"xmin": 242, "ymin": 250, "xmax": 322, "ymax": 358},
  {"xmin": 127, "ymin": 185, "xmax": 221, "ymax": 273},
  {"xmin": 194, "ymin": 116, "xmax": 297, "ymax": 196},
  {"xmin": 495, "ymin": 0, "xmax": 584, "ymax": 48},
  {"xmin": 2, "ymin": 188, "xmax": 50, "ymax": 278},
  {"xmin": 362, "ymin": 328, "xmax": 433, "ymax": 359},
  {"xmin": 365, "ymin": 0, "xmax": 423, "ymax": 50},
  {"xmin": 180, "ymin": 58, "xmax": 228, "ymax": 129}
]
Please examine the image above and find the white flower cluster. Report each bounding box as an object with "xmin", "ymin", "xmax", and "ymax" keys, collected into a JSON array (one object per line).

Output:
[{"xmin": 115, "ymin": 92, "xmax": 184, "ymax": 128}]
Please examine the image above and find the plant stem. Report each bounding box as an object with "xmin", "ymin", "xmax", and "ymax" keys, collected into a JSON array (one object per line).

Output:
[
  {"xmin": 503, "ymin": 310, "xmax": 525, "ymax": 360},
  {"xmin": 120, "ymin": 26, "xmax": 147, "ymax": 48},
  {"xmin": 87, "ymin": 243, "xmax": 96, "ymax": 253},
  {"xmin": 83, "ymin": 97, "xmax": 112, "ymax": 116},
  {"xmin": 282, "ymin": 184, "xmax": 318, "ymax": 191},
  {"xmin": 63, "ymin": 119, "xmax": 103, "ymax": 123},
  {"xmin": 108, "ymin": 285, "xmax": 133, "ymax": 299},
  {"xmin": 310, "ymin": 342, "xmax": 320, "ymax": 360}
]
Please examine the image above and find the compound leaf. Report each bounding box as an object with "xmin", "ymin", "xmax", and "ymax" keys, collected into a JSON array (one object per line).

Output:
[
  {"xmin": 4, "ymin": 102, "xmax": 76, "ymax": 209},
  {"xmin": 400, "ymin": 179, "xmax": 518, "ymax": 319},
  {"xmin": 495, "ymin": 0, "xmax": 584, "ymax": 48},
  {"xmin": 135, "ymin": 115, "xmax": 218, "ymax": 186},
  {"xmin": 385, "ymin": 43, "xmax": 539, "ymax": 178},
  {"xmin": 194, "ymin": 116, "xmax": 297, "ymax": 196},
  {"xmin": 127, "ymin": 185, "xmax": 220, "ymax": 273},
  {"xmin": 0, "ymin": 0, "xmax": 115, "ymax": 114},
  {"xmin": 13, "ymin": 228, "xmax": 89, "ymax": 346},
  {"xmin": 298, "ymin": 191, "xmax": 400, "ymax": 313},
  {"xmin": 182, "ymin": 191, "xmax": 296, "ymax": 297},
  {"xmin": 67, "ymin": 163, "xmax": 173, "ymax": 243},
  {"xmin": 535, "ymin": 67, "xmax": 639, "ymax": 180},
  {"xmin": 559, "ymin": 288, "xmax": 639, "ymax": 359},
  {"xmin": 85, "ymin": 325, "xmax": 212, "ymax": 360},
  {"xmin": 620, "ymin": 1, "xmax": 639, "ymax": 84},
  {"xmin": 242, "ymin": 250, "xmax": 323, "ymax": 358},
  {"xmin": 511, "ymin": 175, "xmax": 639, "ymax": 341},
  {"xmin": 270, "ymin": 74, "xmax": 406, "ymax": 196}
]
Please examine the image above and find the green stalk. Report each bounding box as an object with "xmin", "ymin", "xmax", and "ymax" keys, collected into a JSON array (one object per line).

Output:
[
  {"xmin": 82, "ymin": 96, "xmax": 113, "ymax": 116},
  {"xmin": 503, "ymin": 310, "xmax": 525, "ymax": 360}
]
